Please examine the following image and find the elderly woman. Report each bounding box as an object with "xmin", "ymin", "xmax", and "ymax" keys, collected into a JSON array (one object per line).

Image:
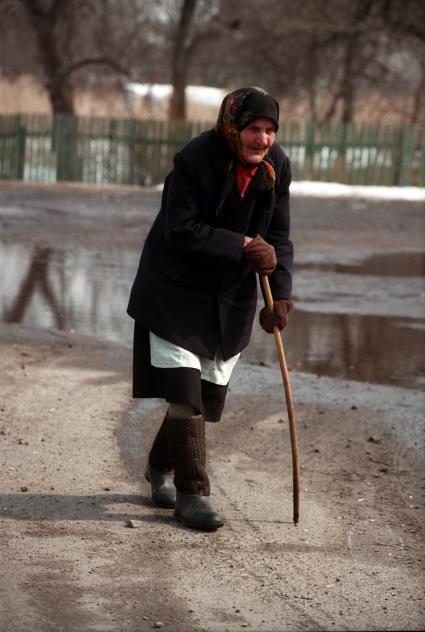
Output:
[{"xmin": 127, "ymin": 86, "xmax": 293, "ymax": 530}]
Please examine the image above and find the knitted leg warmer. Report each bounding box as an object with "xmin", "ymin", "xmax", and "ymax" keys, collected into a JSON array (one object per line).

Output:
[{"xmin": 164, "ymin": 414, "xmax": 210, "ymax": 496}]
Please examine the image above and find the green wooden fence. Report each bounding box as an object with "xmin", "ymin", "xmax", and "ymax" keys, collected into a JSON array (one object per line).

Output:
[{"xmin": 0, "ymin": 113, "xmax": 424, "ymax": 187}]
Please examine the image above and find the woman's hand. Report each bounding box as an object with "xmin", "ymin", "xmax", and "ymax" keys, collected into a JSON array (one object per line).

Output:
[
  {"xmin": 259, "ymin": 299, "xmax": 293, "ymax": 332},
  {"xmin": 244, "ymin": 235, "xmax": 277, "ymax": 275}
]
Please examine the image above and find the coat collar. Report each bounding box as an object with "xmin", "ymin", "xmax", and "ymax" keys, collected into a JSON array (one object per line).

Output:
[{"xmin": 208, "ymin": 129, "xmax": 233, "ymax": 181}]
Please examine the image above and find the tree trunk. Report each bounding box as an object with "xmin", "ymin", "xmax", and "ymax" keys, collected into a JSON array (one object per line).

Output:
[
  {"xmin": 169, "ymin": 0, "xmax": 197, "ymax": 122},
  {"xmin": 22, "ymin": 0, "xmax": 75, "ymax": 115},
  {"xmin": 169, "ymin": 63, "xmax": 189, "ymax": 122},
  {"xmin": 48, "ymin": 78, "xmax": 74, "ymax": 114},
  {"xmin": 36, "ymin": 20, "xmax": 75, "ymax": 115},
  {"xmin": 410, "ymin": 61, "xmax": 425, "ymax": 124},
  {"xmin": 340, "ymin": 35, "xmax": 357, "ymax": 124},
  {"xmin": 306, "ymin": 37, "xmax": 320, "ymax": 122}
]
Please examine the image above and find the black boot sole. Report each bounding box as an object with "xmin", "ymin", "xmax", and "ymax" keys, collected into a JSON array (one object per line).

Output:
[{"xmin": 175, "ymin": 513, "xmax": 224, "ymax": 531}]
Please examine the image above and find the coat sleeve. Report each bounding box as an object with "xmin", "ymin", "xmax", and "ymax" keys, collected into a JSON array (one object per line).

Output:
[
  {"xmin": 159, "ymin": 152, "xmax": 245, "ymax": 266},
  {"xmin": 264, "ymin": 156, "xmax": 294, "ymax": 299}
]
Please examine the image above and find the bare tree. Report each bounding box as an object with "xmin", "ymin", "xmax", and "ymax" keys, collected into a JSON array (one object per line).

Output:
[
  {"xmin": 1, "ymin": 0, "xmax": 424, "ymax": 123},
  {"xmin": 169, "ymin": 0, "xmax": 198, "ymax": 121},
  {"xmin": 213, "ymin": 0, "xmax": 425, "ymax": 124},
  {"xmin": 1, "ymin": 0, "xmax": 128, "ymax": 114},
  {"xmin": 167, "ymin": 0, "xmax": 240, "ymax": 121}
]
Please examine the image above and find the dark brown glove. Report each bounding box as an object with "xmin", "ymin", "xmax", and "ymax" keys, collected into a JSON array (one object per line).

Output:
[
  {"xmin": 244, "ymin": 235, "xmax": 277, "ymax": 276},
  {"xmin": 259, "ymin": 299, "xmax": 293, "ymax": 333}
]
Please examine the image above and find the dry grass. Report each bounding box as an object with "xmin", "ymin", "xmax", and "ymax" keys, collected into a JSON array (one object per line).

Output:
[
  {"xmin": 0, "ymin": 77, "xmax": 220, "ymax": 121},
  {"xmin": 0, "ymin": 76, "xmax": 50, "ymax": 114},
  {"xmin": 0, "ymin": 76, "xmax": 421, "ymax": 126}
]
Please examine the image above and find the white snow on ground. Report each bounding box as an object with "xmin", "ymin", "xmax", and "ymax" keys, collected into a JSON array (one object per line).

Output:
[
  {"xmin": 153, "ymin": 180, "xmax": 425, "ymax": 200},
  {"xmin": 126, "ymin": 83, "xmax": 225, "ymax": 106},
  {"xmin": 291, "ymin": 180, "xmax": 425, "ymax": 201},
  {"xmin": 126, "ymin": 83, "xmax": 172, "ymax": 99},
  {"xmin": 186, "ymin": 86, "xmax": 226, "ymax": 105}
]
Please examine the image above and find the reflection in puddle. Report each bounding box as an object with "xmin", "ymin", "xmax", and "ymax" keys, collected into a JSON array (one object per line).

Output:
[
  {"xmin": 1, "ymin": 242, "xmax": 424, "ymax": 390},
  {"xmin": 296, "ymin": 251, "xmax": 425, "ymax": 277},
  {"xmin": 1, "ymin": 242, "xmax": 138, "ymax": 344},
  {"xmin": 4, "ymin": 246, "xmax": 65, "ymax": 328},
  {"xmin": 246, "ymin": 312, "xmax": 425, "ymax": 389}
]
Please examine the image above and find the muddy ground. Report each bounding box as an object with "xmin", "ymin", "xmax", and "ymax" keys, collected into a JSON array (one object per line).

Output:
[{"xmin": 0, "ymin": 182, "xmax": 424, "ymax": 632}]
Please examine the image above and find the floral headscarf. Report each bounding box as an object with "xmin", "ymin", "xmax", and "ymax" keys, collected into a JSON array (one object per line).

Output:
[{"xmin": 215, "ymin": 87, "xmax": 279, "ymax": 189}]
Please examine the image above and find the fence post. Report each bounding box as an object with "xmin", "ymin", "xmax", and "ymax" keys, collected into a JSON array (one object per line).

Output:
[
  {"xmin": 417, "ymin": 127, "xmax": 425, "ymax": 187},
  {"xmin": 56, "ymin": 114, "xmax": 66, "ymax": 181},
  {"xmin": 331, "ymin": 123, "xmax": 347, "ymax": 182},
  {"xmin": 12, "ymin": 114, "xmax": 26, "ymax": 180},
  {"xmin": 128, "ymin": 119, "xmax": 136, "ymax": 185},
  {"xmin": 398, "ymin": 126, "xmax": 416, "ymax": 186},
  {"xmin": 304, "ymin": 122, "xmax": 315, "ymax": 180},
  {"xmin": 56, "ymin": 114, "xmax": 81, "ymax": 182}
]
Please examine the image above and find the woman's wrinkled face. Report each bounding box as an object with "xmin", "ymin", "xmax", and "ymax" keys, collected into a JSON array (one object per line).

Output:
[{"xmin": 239, "ymin": 118, "xmax": 276, "ymax": 164}]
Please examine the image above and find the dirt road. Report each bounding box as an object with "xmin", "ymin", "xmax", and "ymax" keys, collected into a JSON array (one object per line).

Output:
[{"xmin": 0, "ymin": 183, "xmax": 424, "ymax": 631}]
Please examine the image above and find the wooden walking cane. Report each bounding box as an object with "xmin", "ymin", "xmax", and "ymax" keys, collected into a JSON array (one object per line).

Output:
[{"xmin": 260, "ymin": 275, "xmax": 300, "ymax": 524}]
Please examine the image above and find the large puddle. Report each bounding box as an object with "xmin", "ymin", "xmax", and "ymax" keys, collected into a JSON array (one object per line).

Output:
[
  {"xmin": 296, "ymin": 251, "xmax": 425, "ymax": 277},
  {"xmin": 1, "ymin": 242, "xmax": 424, "ymax": 390}
]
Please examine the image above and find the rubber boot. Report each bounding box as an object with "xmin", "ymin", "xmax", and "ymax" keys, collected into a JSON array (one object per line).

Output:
[
  {"xmin": 164, "ymin": 414, "xmax": 224, "ymax": 530},
  {"xmin": 145, "ymin": 418, "xmax": 176, "ymax": 509}
]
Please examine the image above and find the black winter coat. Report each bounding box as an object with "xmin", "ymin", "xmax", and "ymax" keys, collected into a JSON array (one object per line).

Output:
[{"xmin": 127, "ymin": 129, "xmax": 293, "ymax": 360}]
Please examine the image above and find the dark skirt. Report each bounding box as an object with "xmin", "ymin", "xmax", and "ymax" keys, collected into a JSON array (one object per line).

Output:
[{"xmin": 132, "ymin": 322, "xmax": 228, "ymax": 422}]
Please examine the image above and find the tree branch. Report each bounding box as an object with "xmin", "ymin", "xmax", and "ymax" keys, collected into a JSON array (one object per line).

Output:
[
  {"xmin": 20, "ymin": 0, "xmax": 66, "ymax": 19},
  {"xmin": 58, "ymin": 57, "xmax": 128, "ymax": 82},
  {"xmin": 322, "ymin": 90, "xmax": 342, "ymax": 123}
]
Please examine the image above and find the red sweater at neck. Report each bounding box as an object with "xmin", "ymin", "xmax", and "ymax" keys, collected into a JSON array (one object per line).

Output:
[{"xmin": 236, "ymin": 163, "xmax": 258, "ymax": 199}]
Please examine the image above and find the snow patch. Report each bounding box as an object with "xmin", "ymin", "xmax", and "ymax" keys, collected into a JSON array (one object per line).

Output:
[
  {"xmin": 291, "ymin": 181, "xmax": 425, "ymax": 201},
  {"xmin": 152, "ymin": 180, "xmax": 425, "ymax": 200},
  {"xmin": 126, "ymin": 83, "xmax": 225, "ymax": 106}
]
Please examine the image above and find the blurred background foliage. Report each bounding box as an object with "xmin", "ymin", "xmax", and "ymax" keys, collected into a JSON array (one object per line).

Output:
[{"xmin": 0, "ymin": 0, "xmax": 424, "ymax": 124}]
